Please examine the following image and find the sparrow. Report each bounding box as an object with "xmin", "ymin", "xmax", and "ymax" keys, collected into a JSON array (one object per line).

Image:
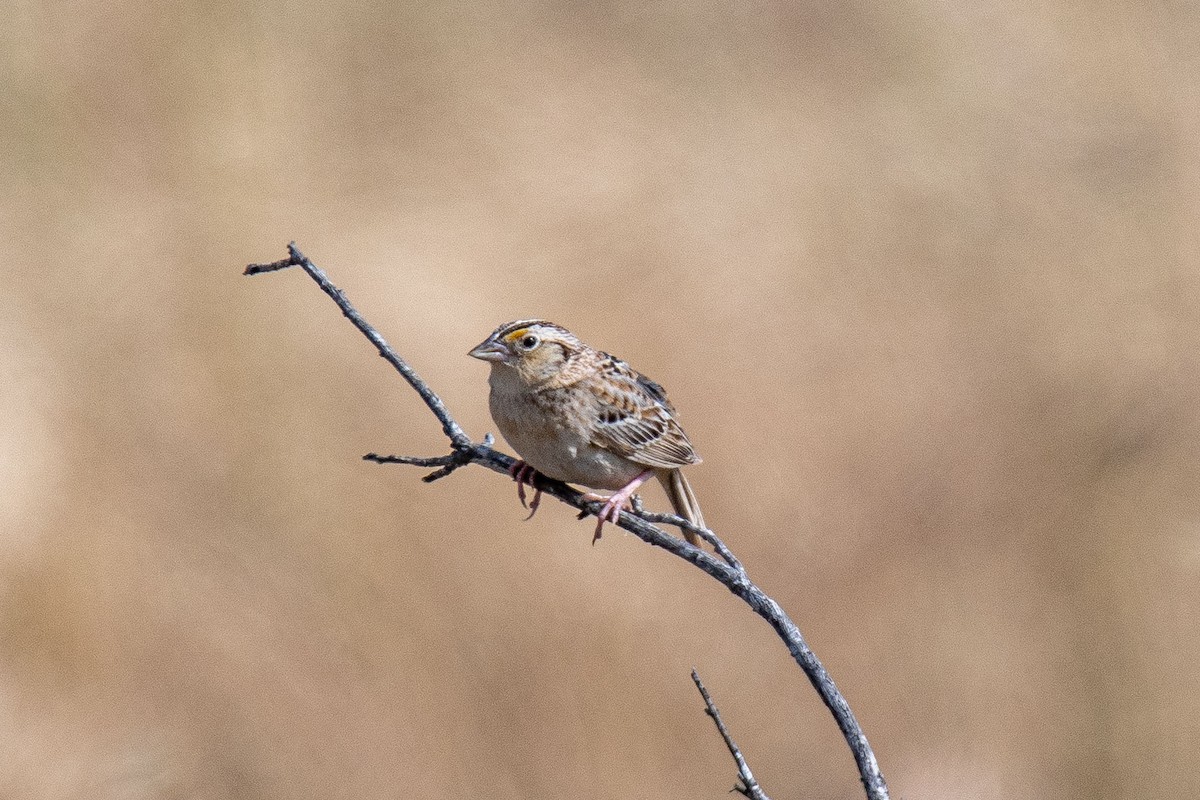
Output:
[{"xmin": 469, "ymin": 320, "xmax": 705, "ymax": 544}]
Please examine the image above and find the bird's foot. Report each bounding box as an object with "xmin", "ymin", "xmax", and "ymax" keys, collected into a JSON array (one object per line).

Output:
[
  {"xmin": 509, "ymin": 461, "xmax": 543, "ymax": 520},
  {"xmin": 585, "ymin": 469, "xmax": 654, "ymax": 544}
]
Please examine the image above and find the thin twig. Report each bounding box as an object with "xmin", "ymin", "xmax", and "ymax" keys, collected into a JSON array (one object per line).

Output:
[
  {"xmin": 630, "ymin": 498, "xmax": 743, "ymax": 573},
  {"xmin": 363, "ymin": 453, "xmax": 456, "ymax": 468},
  {"xmin": 246, "ymin": 243, "xmax": 470, "ymax": 449},
  {"xmin": 692, "ymin": 669, "xmax": 770, "ymax": 800},
  {"xmin": 245, "ymin": 245, "xmax": 890, "ymax": 800}
]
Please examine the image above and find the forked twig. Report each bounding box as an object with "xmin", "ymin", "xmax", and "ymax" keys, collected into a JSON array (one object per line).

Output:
[
  {"xmin": 630, "ymin": 496, "xmax": 743, "ymax": 572},
  {"xmin": 245, "ymin": 244, "xmax": 889, "ymax": 800}
]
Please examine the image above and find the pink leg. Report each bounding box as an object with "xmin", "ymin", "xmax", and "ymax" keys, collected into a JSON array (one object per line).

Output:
[
  {"xmin": 589, "ymin": 469, "xmax": 654, "ymax": 544},
  {"xmin": 508, "ymin": 461, "xmax": 543, "ymax": 520},
  {"xmin": 506, "ymin": 455, "xmax": 525, "ymax": 506},
  {"xmin": 524, "ymin": 476, "xmax": 543, "ymax": 521}
]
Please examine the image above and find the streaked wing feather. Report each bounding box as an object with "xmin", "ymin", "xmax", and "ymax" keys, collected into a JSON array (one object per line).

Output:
[{"xmin": 588, "ymin": 357, "xmax": 700, "ymax": 469}]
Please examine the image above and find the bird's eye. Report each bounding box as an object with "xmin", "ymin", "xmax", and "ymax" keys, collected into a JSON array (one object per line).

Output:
[{"xmin": 520, "ymin": 334, "xmax": 540, "ymax": 350}]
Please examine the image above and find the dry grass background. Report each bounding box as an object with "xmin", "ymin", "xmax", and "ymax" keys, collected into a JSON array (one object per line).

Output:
[{"xmin": 2, "ymin": 1, "xmax": 1199, "ymax": 798}]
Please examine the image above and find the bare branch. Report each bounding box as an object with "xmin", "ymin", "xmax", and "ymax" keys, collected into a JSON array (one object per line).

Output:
[
  {"xmin": 693, "ymin": 669, "xmax": 770, "ymax": 800},
  {"xmin": 245, "ymin": 245, "xmax": 890, "ymax": 800},
  {"xmin": 363, "ymin": 452, "xmax": 456, "ymax": 468},
  {"xmin": 246, "ymin": 243, "xmax": 470, "ymax": 449},
  {"xmin": 629, "ymin": 497, "xmax": 743, "ymax": 573}
]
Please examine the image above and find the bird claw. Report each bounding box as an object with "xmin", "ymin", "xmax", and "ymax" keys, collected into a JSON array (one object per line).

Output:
[
  {"xmin": 509, "ymin": 461, "xmax": 543, "ymax": 520},
  {"xmin": 524, "ymin": 485, "xmax": 542, "ymax": 520},
  {"xmin": 585, "ymin": 470, "xmax": 652, "ymax": 544},
  {"xmin": 509, "ymin": 466, "xmax": 651, "ymax": 542},
  {"xmin": 592, "ymin": 498, "xmax": 623, "ymax": 544}
]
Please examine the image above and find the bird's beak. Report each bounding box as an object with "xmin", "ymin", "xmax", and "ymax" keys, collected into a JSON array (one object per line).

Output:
[{"xmin": 468, "ymin": 338, "xmax": 509, "ymax": 362}]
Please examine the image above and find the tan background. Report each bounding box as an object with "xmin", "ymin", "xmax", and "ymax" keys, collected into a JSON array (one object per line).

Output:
[{"xmin": 3, "ymin": 2, "xmax": 1198, "ymax": 798}]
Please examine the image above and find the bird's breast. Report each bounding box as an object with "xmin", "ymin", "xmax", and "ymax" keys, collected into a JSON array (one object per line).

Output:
[{"xmin": 487, "ymin": 385, "xmax": 644, "ymax": 490}]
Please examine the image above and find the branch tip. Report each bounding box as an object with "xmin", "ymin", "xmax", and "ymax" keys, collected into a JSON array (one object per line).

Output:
[
  {"xmin": 244, "ymin": 256, "xmax": 296, "ymax": 276},
  {"xmin": 693, "ymin": 670, "xmax": 769, "ymax": 800}
]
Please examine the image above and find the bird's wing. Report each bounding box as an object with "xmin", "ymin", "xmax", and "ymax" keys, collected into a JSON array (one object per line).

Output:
[{"xmin": 586, "ymin": 355, "xmax": 701, "ymax": 469}]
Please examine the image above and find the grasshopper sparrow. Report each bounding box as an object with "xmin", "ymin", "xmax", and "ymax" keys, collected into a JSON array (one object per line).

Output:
[{"xmin": 469, "ymin": 320, "xmax": 705, "ymax": 545}]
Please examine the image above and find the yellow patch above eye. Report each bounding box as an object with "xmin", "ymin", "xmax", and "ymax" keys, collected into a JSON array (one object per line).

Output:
[{"xmin": 503, "ymin": 328, "xmax": 531, "ymax": 343}]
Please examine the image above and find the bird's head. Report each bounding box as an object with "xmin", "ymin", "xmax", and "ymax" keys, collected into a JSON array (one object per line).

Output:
[{"xmin": 469, "ymin": 319, "xmax": 584, "ymax": 386}]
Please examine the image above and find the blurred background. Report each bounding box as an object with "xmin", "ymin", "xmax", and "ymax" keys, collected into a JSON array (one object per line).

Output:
[{"xmin": 2, "ymin": 1, "xmax": 1198, "ymax": 798}]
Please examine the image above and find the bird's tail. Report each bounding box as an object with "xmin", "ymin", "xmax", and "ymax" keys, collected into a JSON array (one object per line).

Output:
[{"xmin": 658, "ymin": 469, "xmax": 705, "ymax": 546}]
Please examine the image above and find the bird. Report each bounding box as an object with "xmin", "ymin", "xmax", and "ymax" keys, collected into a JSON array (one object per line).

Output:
[{"xmin": 468, "ymin": 319, "xmax": 705, "ymax": 545}]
